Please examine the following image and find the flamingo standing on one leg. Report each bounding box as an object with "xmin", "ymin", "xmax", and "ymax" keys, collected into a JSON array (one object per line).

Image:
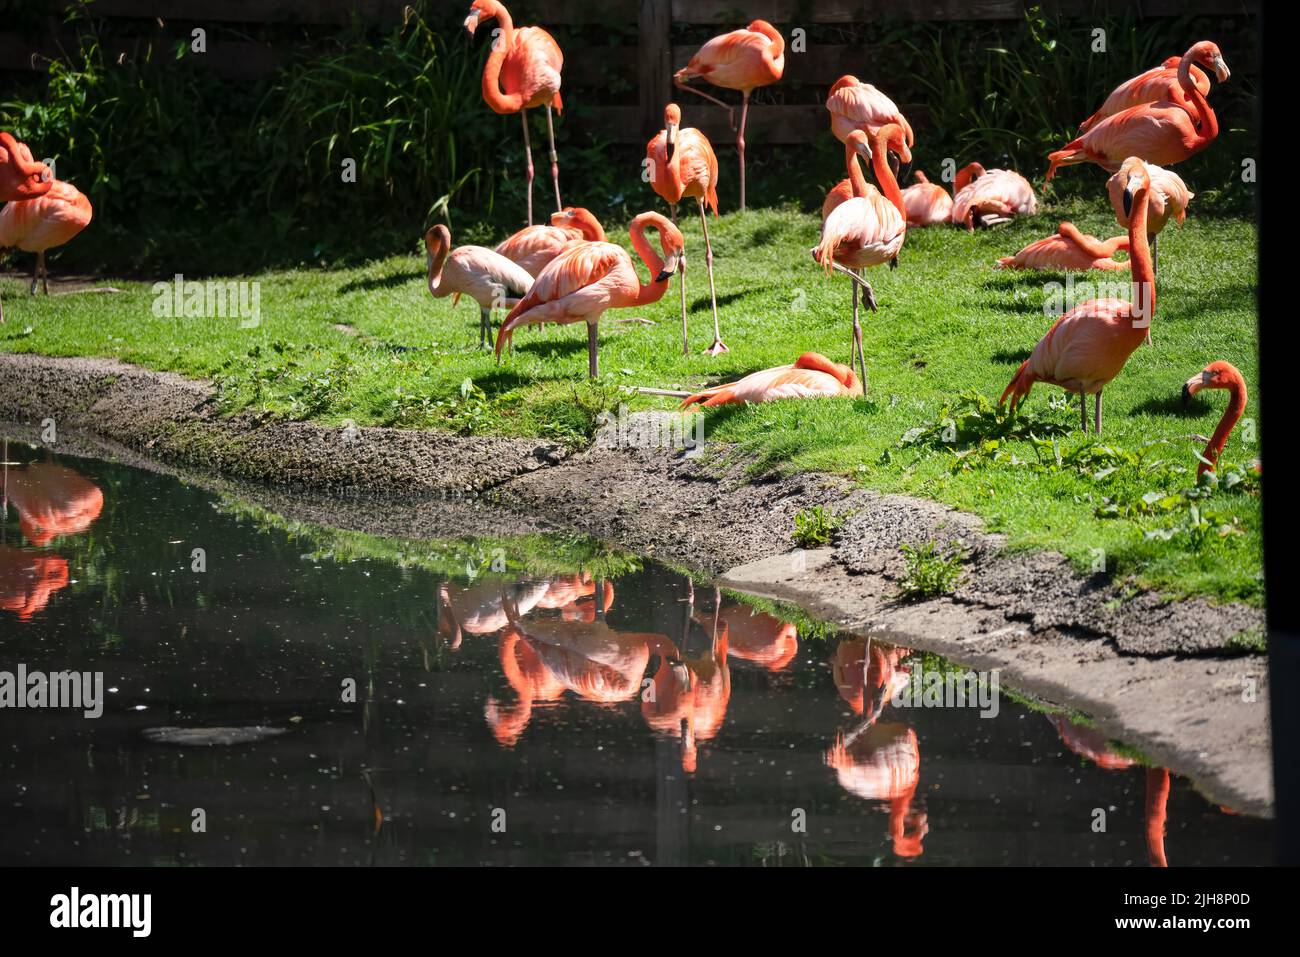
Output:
[
  {"xmin": 996, "ymin": 222, "xmax": 1130, "ymax": 271},
  {"xmin": 0, "ymin": 132, "xmax": 53, "ymax": 324},
  {"xmin": 680, "ymin": 352, "xmax": 862, "ymax": 408},
  {"xmin": 464, "ymin": 0, "xmax": 564, "ymax": 226},
  {"xmin": 950, "ymin": 163, "xmax": 1036, "ymax": 230},
  {"xmin": 1000, "ymin": 159, "xmax": 1156, "ymax": 434},
  {"xmin": 1181, "ymin": 361, "xmax": 1250, "ymax": 477},
  {"xmin": 673, "ymin": 20, "xmax": 784, "ymax": 212},
  {"xmin": 0, "ymin": 178, "xmax": 92, "ymax": 307},
  {"xmin": 1047, "ymin": 45, "xmax": 1229, "ymax": 178},
  {"xmin": 424, "ymin": 225, "xmax": 534, "ymax": 348},
  {"xmin": 646, "ymin": 103, "xmax": 725, "ymax": 356},
  {"xmin": 1106, "ymin": 159, "xmax": 1192, "ymax": 277},
  {"xmin": 494, "ymin": 211, "xmax": 684, "ymax": 378},
  {"xmin": 1078, "ymin": 43, "xmax": 1220, "ymax": 133},
  {"xmin": 494, "ymin": 207, "xmax": 606, "ymax": 277},
  {"xmin": 900, "ymin": 171, "xmax": 953, "ymax": 227},
  {"xmin": 814, "ymin": 125, "xmax": 910, "ymax": 393}
]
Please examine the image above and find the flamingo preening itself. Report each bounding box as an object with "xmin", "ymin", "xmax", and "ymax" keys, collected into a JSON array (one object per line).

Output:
[
  {"xmin": 814, "ymin": 125, "xmax": 910, "ymax": 392},
  {"xmin": 900, "ymin": 171, "xmax": 953, "ymax": 227},
  {"xmin": 1181, "ymin": 361, "xmax": 1250, "ymax": 478},
  {"xmin": 424, "ymin": 224, "xmax": 534, "ymax": 348},
  {"xmin": 1000, "ymin": 158, "xmax": 1156, "ymax": 434},
  {"xmin": 1078, "ymin": 43, "xmax": 1220, "ymax": 133},
  {"xmin": 646, "ymin": 103, "xmax": 726, "ymax": 356},
  {"xmin": 950, "ymin": 162, "xmax": 1036, "ymax": 230},
  {"xmin": 494, "ymin": 211, "xmax": 684, "ymax": 378},
  {"xmin": 679, "ymin": 352, "xmax": 862, "ymax": 408},
  {"xmin": 673, "ymin": 20, "xmax": 784, "ymax": 212},
  {"xmin": 464, "ymin": 0, "xmax": 564, "ymax": 226},
  {"xmin": 825, "ymin": 75, "xmax": 914, "ymax": 180},
  {"xmin": 0, "ymin": 131, "xmax": 53, "ymax": 324},
  {"xmin": 495, "ymin": 206, "xmax": 606, "ymax": 277},
  {"xmin": 0, "ymin": 178, "xmax": 92, "ymax": 318},
  {"xmin": 1106, "ymin": 159, "xmax": 1192, "ymax": 276},
  {"xmin": 996, "ymin": 222, "xmax": 1130, "ymax": 271},
  {"xmin": 1046, "ymin": 44, "xmax": 1228, "ymax": 179}
]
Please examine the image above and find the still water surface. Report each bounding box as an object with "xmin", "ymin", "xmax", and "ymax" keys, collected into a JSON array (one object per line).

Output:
[{"xmin": 0, "ymin": 440, "xmax": 1273, "ymax": 865}]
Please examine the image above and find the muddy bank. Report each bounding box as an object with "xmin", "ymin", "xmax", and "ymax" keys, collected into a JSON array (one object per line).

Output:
[{"xmin": 0, "ymin": 353, "xmax": 1273, "ymax": 815}]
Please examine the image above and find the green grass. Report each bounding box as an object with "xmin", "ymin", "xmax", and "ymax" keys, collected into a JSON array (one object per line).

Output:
[
  {"xmin": 0, "ymin": 193, "xmax": 1261, "ymax": 604},
  {"xmin": 897, "ymin": 541, "xmax": 966, "ymax": 602}
]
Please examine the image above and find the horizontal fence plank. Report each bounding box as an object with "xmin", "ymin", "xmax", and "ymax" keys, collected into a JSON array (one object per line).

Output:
[
  {"xmin": 58, "ymin": 0, "xmax": 410, "ymax": 24},
  {"xmin": 580, "ymin": 103, "xmax": 824, "ymax": 144},
  {"xmin": 671, "ymin": 0, "xmax": 1258, "ymax": 24},
  {"xmin": 0, "ymin": 32, "xmax": 281, "ymax": 79}
]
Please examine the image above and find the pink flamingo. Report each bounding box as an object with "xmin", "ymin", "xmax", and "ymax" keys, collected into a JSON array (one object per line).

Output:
[
  {"xmin": 494, "ymin": 211, "xmax": 684, "ymax": 378},
  {"xmin": 1047, "ymin": 46, "xmax": 1229, "ymax": 179},
  {"xmin": 465, "ymin": 0, "xmax": 564, "ymax": 226},
  {"xmin": 825, "ymin": 75, "xmax": 914, "ymax": 180},
  {"xmin": 680, "ymin": 352, "xmax": 862, "ymax": 408},
  {"xmin": 494, "ymin": 206, "xmax": 606, "ymax": 277},
  {"xmin": 646, "ymin": 103, "xmax": 725, "ymax": 355},
  {"xmin": 950, "ymin": 163, "xmax": 1036, "ymax": 230},
  {"xmin": 900, "ymin": 171, "xmax": 953, "ymax": 227},
  {"xmin": 996, "ymin": 222, "xmax": 1130, "ymax": 271},
  {"xmin": 1078, "ymin": 43, "xmax": 1221, "ymax": 133},
  {"xmin": 0, "ymin": 132, "xmax": 53, "ymax": 324},
  {"xmin": 1106, "ymin": 159, "xmax": 1192, "ymax": 275},
  {"xmin": 673, "ymin": 20, "xmax": 784, "ymax": 211},
  {"xmin": 424, "ymin": 224, "xmax": 535, "ymax": 348},
  {"xmin": 0, "ymin": 178, "xmax": 92, "ymax": 314},
  {"xmin": 814, "ymin": 124, "xmax": 910, "ymax": 391},
  {"xmin": 1181, "ymin": 361, "xmax": 1250, "ymax": 478},
  {"xmin": 1000, "ymin": 159, "xmax": 1156, "ymax": 434},
  {"xmin": 826, "ymin": 722, "xmax": 928, "ymax": 859}
]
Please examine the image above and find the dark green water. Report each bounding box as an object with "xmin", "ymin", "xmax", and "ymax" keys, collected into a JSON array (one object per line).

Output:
[{"xmin": 0, "ymin": 440, "xmax": 1273, "ymax": 866}]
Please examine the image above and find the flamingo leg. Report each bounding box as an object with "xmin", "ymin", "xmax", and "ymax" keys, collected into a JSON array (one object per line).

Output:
[
  {"xmin": 587, "ymin": 320, "xmax": 599, "ymax": 379},
  {"xmin": 29, "ymin": 255, "xmax": 39, "ymax": 296},
  {"xmin": 698, "ymin": 198, "xmax": 726, "ymax": 355},
  {"xmin": 40, "ymin": 252, "xmax": 47, "ymax": 295},
  {"xmin": 1, "ymin": 289, "xmax": 5, "ymax": 324},
  {"xmin": 673, "ymin": 77, "xmax": 735, "ymax": 126},
  {"xmin": 737, "ymin": 90, "xmax": 750, "ymax": 212},
  {"xmin": 479, "ymin": 307, "xmax": 492, "ymax": 349},
  {"xmin": 1094, "ymin": 390, "xmax": 1102, "ymax": 435},
  {"xmin": 678, "ymin": 228, "xmax": 689, "ymax": 356},
  {"xmin": 1079, "ymin": 391, "xmax": 1087, "ymax": 433},
  {"xmin": 545, "ymin": 104, "xmax": 562, "ymax": 213},
  {"xmin": 850, "ymin": 272, "xmax": 867, "ymax": 395},
  {"xmin": 521, "ymin": 111, "xmax": 535, "ymax": 226}
]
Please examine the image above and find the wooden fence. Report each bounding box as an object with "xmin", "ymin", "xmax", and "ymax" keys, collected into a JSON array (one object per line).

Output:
[{"xmin": 1, "ymin": 0, "xmax": 1260, "ymax": 143}]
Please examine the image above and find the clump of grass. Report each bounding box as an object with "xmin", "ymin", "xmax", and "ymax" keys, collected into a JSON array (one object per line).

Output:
[
  {"xmin": 1226, "ymin": 625, "xmax": 1267, "ymax": 654},
  {"xmin": 793, "ymin": 505, "xmax": 844, "ymax": 548},
  {"xmin": 896, "ymin": 541, "xmax": 965, "ymax": 601}
]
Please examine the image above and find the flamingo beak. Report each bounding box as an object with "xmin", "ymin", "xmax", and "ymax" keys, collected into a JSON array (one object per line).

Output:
[
  {"xmin": 1182, "ymin": 371, "xmax": 1212, "ymax": 408},
  {"xmin": 1122, "ymin": 173, "xmax": 1142, "ymax": 218},
  {"xmin": 1212, "ymin": 55, "xmax": 1230, "ymax": 83},
  {"xmin": 656, "ymin": 251, "xmax": 681, "ymax": 282},
  {"xmin": 665, "ymin": 122, "xmax": 678, "ymax": 162},
  {"xmin": 464, "ymin": 10, "xmax": 481, "ymax": 36}
]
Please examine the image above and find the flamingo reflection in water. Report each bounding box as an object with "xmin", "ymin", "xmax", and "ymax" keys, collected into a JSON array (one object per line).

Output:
[
  {"xmin": 5, "ymin": 461, "xmax": 104, "ymax": 546},
  {"xmin": 0, "ymin": 545, "xmax": 69, "ymax": 620}
]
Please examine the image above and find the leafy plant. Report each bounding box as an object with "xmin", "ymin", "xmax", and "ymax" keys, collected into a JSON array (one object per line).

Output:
[
  {"xmin": 792, "ymin": 505, "xmax": 844, "ymax": 548},
  {"xmin": 896, "ymin": 541, "xmax": 965, "ymax": 601}
]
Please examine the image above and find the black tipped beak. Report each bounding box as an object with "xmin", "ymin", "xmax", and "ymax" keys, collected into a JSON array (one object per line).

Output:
[
  {"xmin": 655, "ymin": 269, "xmax": 673, "ymax": 282},
  {"xmin": 1122, "ymin": 187, "xmax": 1134, "ymax": 218},
  {"xmin": 1181, "ymin": 382, "xmax": 1193, "ymax": 410},
  {"xmin": 898, "ymin": 160, "xmax": 912, "ymax": 183},
  {"xmin": 666, "ymin": 142, "xmax": 675, "ymax": 162}
]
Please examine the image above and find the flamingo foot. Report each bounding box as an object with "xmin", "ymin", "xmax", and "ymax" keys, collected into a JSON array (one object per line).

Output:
[{"xmin": 703, "ymin": 339, "xmax": 729, "ymax": 357}]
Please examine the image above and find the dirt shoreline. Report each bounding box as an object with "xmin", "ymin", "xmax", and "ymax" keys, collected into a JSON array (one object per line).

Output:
[{"xmin": 0, "ymin": 352, "xmax": 1273, "ymax": 816}]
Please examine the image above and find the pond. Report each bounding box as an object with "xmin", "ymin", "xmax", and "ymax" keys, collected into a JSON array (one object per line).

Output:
[{"xmin": 0, "ymin": 438, "xmax": 1273, "ymax": 866}]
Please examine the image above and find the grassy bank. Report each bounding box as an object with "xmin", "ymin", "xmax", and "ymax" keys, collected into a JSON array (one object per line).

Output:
[{"xmin": 0, "ymin": 195, "xmax": 1261, "ymax": 604}]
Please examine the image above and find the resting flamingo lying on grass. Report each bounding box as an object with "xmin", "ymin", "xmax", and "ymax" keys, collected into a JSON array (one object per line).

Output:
[
  {"xmin": 950, "ymin": 163, "xmax": 1036, "ymax": 230},
  {"xmin": 1078, "ymin": 43, "xmax": 1220, "ymax": 133},
  {"xmin": 1046, "ymin": 44, "xmax": 1228, "ymax": 178},
  {"xmin": 1181, "ymin": 361, "xmax": 1251, "ymax": 478},
  {"xmin": 424, "ymin": 224, "xmax": 534, "ymax": 348},
  {"xmin": 0, "ymin": 178, "xmax": 92, "ymax": 310},
  {"xmin": 495, "ymin": 211, "xmax": 683, "ymax": 378},
  {"xmin": 673, "ymin": 20, "xmax": 784, "ymax": 211},
  {"xmin": 646, "ymin": 103, "xmax": 726, "ymax": 356},
  {"xmin": 680, "ymin": 352, "xmax": 862, "ymax": 408},
  {"xmin": 996, "ymin": 222, "xmax": 1129, "ymax": 271},
  {"xmin": 495, "ymin": 207, "xmax": 605, "ymax": 277},
  {"xmin": 900, "ymin": 171, "xmax": 953, "ymax": 227},
  {"xmin": 1106, "ymin": 159, "xmax": 1192, "ymax": 276},
  {"xmin": 815, "ymin": 124, "xmax": 910, "ymax": 391},
  {"xmin": 1000, "ymin": 158, "xmax": 1156, "ymax": 434},
  {"xmin": 464, "ymin": 0, "xmax": 565, "ymax": 225}
]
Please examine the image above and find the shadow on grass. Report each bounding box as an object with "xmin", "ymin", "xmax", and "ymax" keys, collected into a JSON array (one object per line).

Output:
[
  {"xmin": 339, "ymin": 271, "xmax": 424, "ymax": 294},
  {"xmin": 990, "ymin": 347, "xmax": 1033, "ymax": 365},
  {"xmin": 1132, "ymin": 392, "xmax": 1206, "ymax": 417}
]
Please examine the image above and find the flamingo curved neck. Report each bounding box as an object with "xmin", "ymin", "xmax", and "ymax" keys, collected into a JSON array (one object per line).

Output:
[
  {"xmin": 480, "ymin": 3, "xmax": 525, "ymax": 113},
  {"xmin": 1059, "ymin": 222, "xmax": 1123, "ymax": 259},
  {"xmin": 844, "ymin": 142, "xmax": 869, "ymax": 198},
  {"xmin": 1178, "ymin": 57, "xmax": 1217, "ymax": 144},
  {"xmin": 629, "ymin": 221, "xmax": 669, "ymax": 306},
  {"xmin": 1202, "ymin": 379, "xmax": 1247, "ymax": 475},
  {"xmin": 426, "ymin": 245, "xmax": 449, "ymax": 297},
  {"xmin": 1128, "ymin": 183, "xmax": 1155, "ymax": 318},
  {"xmin": 869, "ymin": 134, "xmax": 906, "ymax": 217},
  {"xmin": 751, "ymin": 20, "xmax": 784, "ymax": 59}
]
